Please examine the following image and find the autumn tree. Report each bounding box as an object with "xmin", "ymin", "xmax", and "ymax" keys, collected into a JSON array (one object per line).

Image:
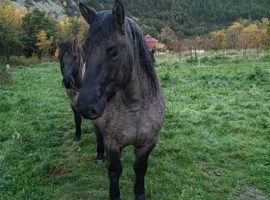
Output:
[
  {"xmin": 239, "ymin": 23, "xmax": 264, "ymax": 55},
  {"xmin": 210, "ymin": 29, "xmax": 227, "ymax": 51},
  {"xmin": 257, "ymin": 18, "xmax": 270, "ymax": 50},
  {"xmin": 0, "ymin": 2, "xmax": 25, "ymax": 61},
  {"xmin": 22, "ymin": 8, "xmax": 57, "ymax": 57},
  {"xmin": 57, "ymin": 16, "xmax": 88, "ymax": 44},
  {"xmin": 36, "ymin": 30, "xmax": 53, "ymax": 59},
  {"xmin": 160, "ymin": 27, "xmax": 181, "ymax": 52},
  {"xmin": 226, "ymin": 22, "xmax": 243, "ymax": 49}
]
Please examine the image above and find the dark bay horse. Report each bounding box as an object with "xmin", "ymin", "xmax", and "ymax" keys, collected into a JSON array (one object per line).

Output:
[
  {"xmin": 58, "ymin": 40, "xmax": 85, "ymax": 141},
  {"xmin": 58, "ymin": 40, "xmax": 105, "ymax": 161},
  {"xmin": 77, "ymin": 1, "xmax": 165, "ymax": 200}
]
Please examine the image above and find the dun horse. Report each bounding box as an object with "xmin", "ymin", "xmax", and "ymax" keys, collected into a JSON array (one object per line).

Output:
[{"xmin": 78, "ymin": 1, "xmax": 165, "ymax": 200}]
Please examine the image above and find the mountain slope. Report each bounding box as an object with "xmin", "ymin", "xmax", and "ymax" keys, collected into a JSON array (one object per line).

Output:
[
  {"xmin": 81, "ymin": 0, "xmax": 270, "ymax": 36},
  {"xmin": 3, "ymin": 0, "xmax": 270, "ymax": 37}
]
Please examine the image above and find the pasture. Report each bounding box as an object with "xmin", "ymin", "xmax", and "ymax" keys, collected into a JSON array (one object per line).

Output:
[{"xmin": 0, "ymin": 54, "xmax": 269, "ymax": 199}]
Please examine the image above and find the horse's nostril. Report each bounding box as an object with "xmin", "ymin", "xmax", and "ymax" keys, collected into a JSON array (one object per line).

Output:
[
  {"xmin": 63, "ymin": 76, "xmax": 74, "ymax": 89},
  {"xmin": 89, "ymin": 108, "xmax": 98, "ymax": 116},
  {"xmin": 71, "ymin": 79, "xmax": 74, "ymax": 85}
]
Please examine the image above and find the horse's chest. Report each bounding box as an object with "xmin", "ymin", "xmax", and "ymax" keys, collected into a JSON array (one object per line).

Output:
[{"xmin": 95, "ymin": 99, "xmax": 164, "ymax": 147}]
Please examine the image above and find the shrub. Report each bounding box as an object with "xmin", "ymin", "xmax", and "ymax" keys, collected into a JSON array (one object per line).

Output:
[
  {"xmin": 259, "ymin": 54, "xmax": 270, "ymax": 62},
  {"xmin": 247, "ymin": 67, "xmax": 270, "ymax": 82},
  {"xmin": 0, "ymin": 66, "xmax": 11, "ymax": 84},
  {"xmin": 200, "ymin": 56, "xmax": 210, "ymax": 63},
  {"xmin": 9, "ymin": 56, "xmax": 40, "ymax": 67},
  {"xmin": 186, "ymin": 57, "xmax": 198, "ymax": 64}
]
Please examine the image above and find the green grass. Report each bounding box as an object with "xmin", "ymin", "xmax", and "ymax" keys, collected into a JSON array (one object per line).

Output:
[{"xmin": 0, "ymin": 56, "xmax": 270, "ymax": 199}]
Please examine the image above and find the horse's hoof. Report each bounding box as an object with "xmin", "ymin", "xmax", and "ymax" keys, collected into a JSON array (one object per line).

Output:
[
  {"xmin": 135, "ymin": 194, "xmax": 146, "ymax": 200},
  {"xmin": 73, "ymin": 136, "xmax": 80, "ymax": 142},
  {"xmin": 72, "ymin": 140, "xmax": 80, "ymax": 145},
  {"xmin": 96, "ymin": 154, "xmax": 105, "ymax": 164},
  {"xmin": 95, "ymin": 159, "xmax": 104, "ymax": 164}
]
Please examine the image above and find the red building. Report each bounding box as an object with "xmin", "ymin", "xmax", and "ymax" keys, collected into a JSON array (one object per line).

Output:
[{"xmin": 144, "ymin": 35, "xmax": 158, "ymax": 49}]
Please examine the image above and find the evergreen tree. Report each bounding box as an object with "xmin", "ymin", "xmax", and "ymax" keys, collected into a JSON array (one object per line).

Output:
[{"xmin": 21, "ymin": 9, "xmax": 57, "ymax": 58}]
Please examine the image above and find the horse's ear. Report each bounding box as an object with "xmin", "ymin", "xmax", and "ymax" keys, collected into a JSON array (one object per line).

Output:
[
  {"xmin": 79, "ymin": 2, "xmax": 96, "ymax": 25},
  {"xmin": 112, "ymin": 0, "xmax": 125, "ymax": 33}
]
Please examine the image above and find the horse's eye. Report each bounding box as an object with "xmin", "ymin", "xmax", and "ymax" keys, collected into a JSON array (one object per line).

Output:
[{"xmin": 107, "ymin": 47, "xmax": 119, "ymax": 60}]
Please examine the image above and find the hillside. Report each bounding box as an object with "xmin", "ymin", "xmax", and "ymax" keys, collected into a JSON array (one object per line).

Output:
[
  {"xmin": 2, "ymin": 0, "xmax": 270, "ymax": 36},
  {"xmin": 82, "ymin": 0, "xmax": 270, "ymax": 37}
]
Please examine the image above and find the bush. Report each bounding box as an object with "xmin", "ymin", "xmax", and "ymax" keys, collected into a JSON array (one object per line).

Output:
[
  {"xmin": 200, "ymin": 56, "xmax": 210, "ymax": 63},
  {"xmin": 0, "ymin": 66, "xmax": 11, "ymax": 84},
  {"xmin": 0, "ymin": 56, "xmax": 41, "ymax": 67},
  {"xmin": 259, "ymin": 54, "xmax": 270, "ymax": 62},
  {"xmin": 247, "ymin": 67, "xmax": 270, "ymax": 82},
  {"xmin": 9, "ymin": 56, "xmax": 40, "ymax": 67},
  {"xmin": 186, "ymin": 57, "xmax": 198, "ymax": 64}
]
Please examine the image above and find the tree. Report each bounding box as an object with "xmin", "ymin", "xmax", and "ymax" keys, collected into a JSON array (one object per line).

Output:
[
  {"xmin": 226, "ymin": 22, "xmax": 243, "ymax": 49},
  {"xmin": 141, "ymin": 24, "xmax": 158, "ymax": 38},
  {"xmin": 160, "ymin": 27, "xmax": 181, "ymax": 51},
  {"xmin": 57, "ymin": 16, "xmax": 88, "ymax": 44},
  {"xmin": 239, "ymin": 23, "xmax": 264, "ymax": 55},
  {"xmin": 36, "ymin": 30, "xmax": 53, "ymax": 59},
  {"xmin": 210, "ymin": 29, "xmax": 227, "ymax": 51},
  {"xmin": 0, "ymin": 3, "xmax": 25, "ymax": 61},
  {"xmin": 258, "ymin": 18, "xmax": 270, "ymax": 50},
  {"xmin": 21, "ymin": 9, "xmax": 57, "ymax": 57}
]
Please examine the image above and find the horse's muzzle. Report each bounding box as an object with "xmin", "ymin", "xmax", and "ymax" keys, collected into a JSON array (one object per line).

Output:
[
  {"xmin": 63, "ymin": 76, "xmax": 74, "ymax": 89},
  {"xmin": 77, "ymin": 94, "xmax": 106, "ymax": 120}
]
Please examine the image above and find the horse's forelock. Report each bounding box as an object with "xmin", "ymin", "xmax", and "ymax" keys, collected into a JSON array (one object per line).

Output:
[{"xmin": 59, "ymin": 42, "xmax": 73, "ymax": 61}]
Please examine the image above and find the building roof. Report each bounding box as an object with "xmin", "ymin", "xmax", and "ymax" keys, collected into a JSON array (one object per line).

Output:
[{"xmin": 145, "ymin": 35, "xmax": 158, "ymax": 43}]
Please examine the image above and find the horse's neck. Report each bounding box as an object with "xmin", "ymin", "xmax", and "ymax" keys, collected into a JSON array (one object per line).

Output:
[{"xmin": 120, "ymin": 63, "xmax": 157, "ymax": 104}]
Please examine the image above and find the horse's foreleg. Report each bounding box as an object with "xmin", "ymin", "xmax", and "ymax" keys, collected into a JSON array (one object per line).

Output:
[
  {"xmin": 108, "ymin": 149, "xmax": 122, "ymax": 200},
  {"xmin": 133, "ymin": 145, "xmax": 155, "ymax": 200},
  {"xmin": 72, "ymin": 107, "xmax": 82, "ymax": 141},
  {"xmin": 94, "ymin": 125, "xmax": 105, "ymax": 163}
]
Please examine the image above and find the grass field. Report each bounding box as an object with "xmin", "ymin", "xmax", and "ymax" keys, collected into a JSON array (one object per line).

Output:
[{"xmin": 0, "ymin": 54, "xmax": 270, "ymax": 199}]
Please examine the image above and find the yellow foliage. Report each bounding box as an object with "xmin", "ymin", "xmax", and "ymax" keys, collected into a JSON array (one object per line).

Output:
[
  {"xmin": 242, "ymin": 24, "xmax": 259, "ymax": 33},
  {"xmin": 261, "ymin": 18, "xmax": 269, "ymax": 28},
  {"xmin": 36, "ymin": 30, "xmax": 53, "ymax": 54},
  {"xmin": 211, "ymin": 29, "xmax": 227, "ymax": 49},
  {"xmin": 57, "ymin": 16, "xmax": 88, "ymax": 44},
  {"xmin": 228, "ymin": 22, "xmax": 243, "ymax": 32},
  {"xmin": 77, "ymin": 16, "xmax": 88, "ymax": 44},
  {"xmin": 0, "ymin": 2, "xmax": 26, "ymax": 27},
  {"xmin": 239, "ymin": 23, "xmax": 265, "ymax": 48}
]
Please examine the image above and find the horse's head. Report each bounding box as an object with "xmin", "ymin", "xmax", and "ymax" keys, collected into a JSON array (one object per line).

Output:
[
  {"xmin": 77, "ymin": 1, "xmax": 133, "ymax": 119},
  {"xmin": 58, "ymin": 40, "xmax": 79, "ymax": 89}
]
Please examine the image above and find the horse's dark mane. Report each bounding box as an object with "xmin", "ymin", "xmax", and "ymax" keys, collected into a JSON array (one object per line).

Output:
[
  {"xmin": 84, "ymin": 11, "xmax": 159, "ymax": 92},
  {"xmin": 59, "ymin": 41, "xmax": 74, "ymax": 60},
  {"xmin": 127, "ymin": 18, "xmax": 159, "ymax": 91}
]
